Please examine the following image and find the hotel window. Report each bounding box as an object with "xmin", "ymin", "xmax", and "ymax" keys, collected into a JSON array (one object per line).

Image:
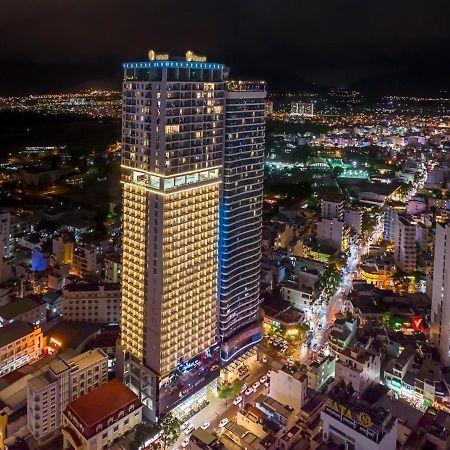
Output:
[{"xmin": 165, "ymin": 125, "xmax": 180, "ymax": 134}]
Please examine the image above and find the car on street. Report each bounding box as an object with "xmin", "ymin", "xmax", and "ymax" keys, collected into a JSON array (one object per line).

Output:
[
  {"xmin": 181, "ymin": 439, "xmax": 190, "ymax": 448},
  {"xmin": 201, "ymin": 421, "xmax": 210, "ymax": 430},
  {"xmin": 262, "ymin": 356, "xmax": 268, "ymax": 363},
  {"xmin": 260, "ymin": 375, "xmax": 267, "ymax": 384},
  {"xmin": 264, "ymin": 381, "xmax": 270, "ymax": 388},
  {"xmin": 185, "ymin": 424, "xmax": 195, "ymax": 434},
  {"xmin": 240, "ymin": 383, "xmax": 248, "ymax": 394},
  {"xmin": 233, "ymin": 396, "xmax": 243, "ymax": 405},
  {"xmin": 253, "ymin": 381, "xmax": 260, "ymax": 390},
  {"xmin": 219, "ymin": 418, "xmax": 229, "ymax": 428},
  {"xmin": 181, "ymin": 421, "xmax": 192, "ymax": 431},
  {"xmin": 245, "ymin": 387, "xmax": 254, "ymax": 395}
]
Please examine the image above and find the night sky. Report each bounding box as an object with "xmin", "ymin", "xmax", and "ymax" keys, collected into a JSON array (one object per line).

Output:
[{"xmin": 1, "ymin": 0, "xmax": 449, "ymax": 95}]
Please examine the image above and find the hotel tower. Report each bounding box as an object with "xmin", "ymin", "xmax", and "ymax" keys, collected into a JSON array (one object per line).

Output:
[{"xmin": 119, "ymin": 51, "xmax": 265, "ymax": 419}]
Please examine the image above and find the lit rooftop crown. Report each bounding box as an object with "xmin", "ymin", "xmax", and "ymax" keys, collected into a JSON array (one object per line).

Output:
[{"xmin": 147, "ymin": 49, "xmax": 207, "ymax": 62}]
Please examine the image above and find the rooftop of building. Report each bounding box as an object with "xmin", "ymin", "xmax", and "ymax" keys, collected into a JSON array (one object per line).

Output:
[
  {"xmin": 0, "ymin": 295, "xmax": 45, "ymax": 320},
  {"xmin": 242, "ymin": 403, "xmax": 268, "ymax": 423},
  {"xmin": 44, "ymin": 319, "xmax": 104, "ymax": 352},
  {"xmin": 321, "ymin": 192, "xmax": 344, "ymax": 203},
  {"xmin": 64, "ymin": 282, "xmax": 120, "ymax": 293},
  {"xmin": 104, "ymin": 252, "xmax": 121, "ymax": 263},
  {"xmin": 255, "ymin": 394, "xmax": 295, "ymax": 418},
  {"xmin": 191, "ymin": 429, "xmax": 223, "ymax": 450},
  {"xmin": 281, "ymin": 364, "xmax": 308, "ymax": 381},
  {"xmin": 0, "ymin": 321, "xmax": 38, "ymax": 348},
  {"xmin": 66, "ymin": 379, "xmax": 139, "ymax": 430}
]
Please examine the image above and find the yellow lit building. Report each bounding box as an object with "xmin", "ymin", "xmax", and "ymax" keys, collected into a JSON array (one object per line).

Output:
[
  {"xmin": 119, "ymin": 53, "xmax": 224, "ymax": 420},
  {"xmin": 360, "ymin": 262, "xmax": 393, "ymax": 290},
  {"xmin": 52, "ymin": 234, "xmax": 74, "ymax": 265}
]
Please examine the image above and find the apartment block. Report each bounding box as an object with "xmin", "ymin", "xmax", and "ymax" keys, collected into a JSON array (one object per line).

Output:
[
  {"xmin": 394, "ymin": 215, "xmax": 416, "ymax": 272},
  {"xmin": 27, "ymin": 349, "xmax": 108, "ymax": 444},
  {"xmin": 0, "ymin": 321, "xmax": 42, "ymax": 376},
  {"xmin": 63, "ymin": 283, "xmax": 120, "ymax": 323},
  {"xmin": 72, "ymin": 245, "xmax": 98, "ymax": 279}
]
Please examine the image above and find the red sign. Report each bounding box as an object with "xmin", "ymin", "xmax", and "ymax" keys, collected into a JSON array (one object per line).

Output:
[{"xmin": 411, "ymin": 315, "xmax": 423, "ymax": 331}]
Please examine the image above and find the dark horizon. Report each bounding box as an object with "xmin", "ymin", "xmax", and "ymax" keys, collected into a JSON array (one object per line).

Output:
[{"xmin": 1, "ymin": 0, "xmax": 449, "ymax": 96}]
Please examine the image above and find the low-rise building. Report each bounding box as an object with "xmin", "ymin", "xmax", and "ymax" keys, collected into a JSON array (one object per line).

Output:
[
  {"xmin": 103, "ymin": 253, "xmax": 121, "ymax": 283},
  {"xmin": 269, "ymin": 365, "xmax": 308, "ymax": 412},
  {"xmin": 344, "ymin": 209, "xmax": 362, "ymax": 235},
  {"xmin": 321, "ymin": 194, "xmax": 344, "ymax": 220},
  {"xmin": 63, "ymin": 283, "xmax": 120, "ymax": 323},
  {"xmin": 52, "ymin": 235, "xmax": 74, "ymax": 266},
  {"xmin": 62, "ymin": 379, "xmax": 142, "ymax": 450},
  {"xmin": 321, "ymin": 383, "xmax": 397, "ymax": 450},
  {"xmin": 307, "ymin": 355, "xmax": 336, "ymax": 391},
  {"xmin": 335, "ymin": 344, "xmax": 381, "ymax": 394},
  {"xmin": 280, "ymin": 280, "xmax": 316, "ymax": 313},
  {"xmin": 316, "ymin": 219, "xmax": 349, "ymax": 252},
  {"xmin": 236, "ymin": 404, "xmax": 268, "ymax": 439},
  {"xmin": 0, "ymin": 321, "xmax": 42, "ymax": 376},
  {"xmin": 328, "ymin": 318, "xmax": 357, "ymax": 355},
  {"xmin": 27, "ymin": 348, "xmax": 108, "ymax": 444},
  {"xmin": 254, "ymin": 394, "xmax": 297, "ymax": 431},
  {"xmin": 72, "ymin": 245, "xmax": 98, "ymax": 279},
  {"xmin": 0, "ymin": 295, "xmax": 47, "ymax": 327},
  {"xmin": 360, "ymin": 260, "xmax": 394, "ymax": 290}
]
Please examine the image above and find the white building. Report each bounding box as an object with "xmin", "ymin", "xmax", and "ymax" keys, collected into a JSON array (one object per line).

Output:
[
  {"xmin": 316, "ymin": 219, "xmax": 349, "ymax": 251},
  {"xmin": 321, "ymin": 197, "xmax": 344, "ymax": 220},
  {"xmin": 27, "ymin": 349, "xmax": 108, "ymax": 444},
  {"xmin": 394, "ymin": 215, "xmax": 416, "ymax": 272},
  {"xmin": 431, "ymin": 223, "xmax": 450, "ymax": 366},
  {"xmin": 0, "ymin": 321, "xmax": 42, "ymax": 376},
  {"xmin": 269, "ymin": 365, "xmax": 307, "ymax": 412},
  {"xmin": 335, "ymin": 345, "xmax": 381, "ymax": 393},
  {"xmin": 344, "ymin": 209, "xmax": 362, "ymax": 235},
  {"xmin": 307, "ymin": 355, "xmax": 335, "ymax": 391},
  {"xmin": 280, "ymin": 281, "xmax": 315, "ymax": 313},
  {"xmin": 63, "ymin": 283, "xmax": 120, "ymax": 324},
  {"xmin": 290, "ymin": 101, "xmax": 314, "ymax": 117},
  {"xmin": 62, "ymin": 379, "xmax": 142, "ymax": 450}
]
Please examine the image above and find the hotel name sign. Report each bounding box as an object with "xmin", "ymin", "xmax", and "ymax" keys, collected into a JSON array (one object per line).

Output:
[
  {"xmin": 148, "ymin": 50, "xmax": 207, "ymax": 62},
  {"xmin": 326, "ymin": 398, "xmax": 374, "ymax": 429}
]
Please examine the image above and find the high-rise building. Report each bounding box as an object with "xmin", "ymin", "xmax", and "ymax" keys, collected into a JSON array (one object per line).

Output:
[
  {"xmin": 119, "ymin": 51, "xmax": 224, "ymax": 420},
  {"xmin": 0, "ymin": 211, "xmax": 11, "ymax": 259},
  {"xmin": 393, "ymin": 215, "xmax": 416, "ymax": 272},
  {"xmin": 218, "ymin": 81, "xmax": 266, "ymax": 370},
  {"xmin": 431, "ymin": 223, "xmax": 450, "ymax": 366}
]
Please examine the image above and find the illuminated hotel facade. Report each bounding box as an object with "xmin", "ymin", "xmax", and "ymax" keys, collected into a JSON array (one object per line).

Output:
[
  {"xmin": 219, "ymin": 81, "xmax": 266, "ymax": 365},
  {"xmin": 119, "ymin": 51, "xmax": 265, "ymax": 418},
  {"xmin": 119, "ymin": 52, "xmax": 223, "ymax": 419}
]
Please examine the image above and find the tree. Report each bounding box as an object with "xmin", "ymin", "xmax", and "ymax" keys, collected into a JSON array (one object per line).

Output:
[
  {"xmin": 218, "ymin": 380, "xmax": 243, "ymax": 400},
  {"xmin": 160, "ymin": 413, "xmax": 181, "ymax": 449}
]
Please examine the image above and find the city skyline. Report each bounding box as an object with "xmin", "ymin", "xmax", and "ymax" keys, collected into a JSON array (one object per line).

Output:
[
  {"xmin": 1, "ymin": 1, "xmax": 450, "ymax": 95},
  {"xmin": 0, "ymin": 11, "xmax": 450, "ymax": 447}
]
